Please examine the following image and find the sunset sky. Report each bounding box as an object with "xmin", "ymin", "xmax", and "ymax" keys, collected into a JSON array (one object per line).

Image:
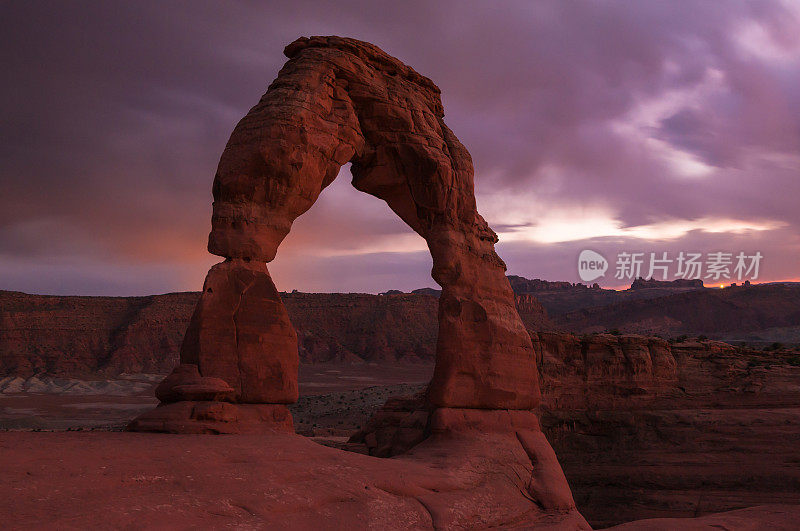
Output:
[{"xmin": 2, "ymin": 1, "xmax": 799, "ymax": 295}]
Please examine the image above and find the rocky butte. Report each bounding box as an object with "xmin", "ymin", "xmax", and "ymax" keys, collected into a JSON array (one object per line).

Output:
[{"xmin": 127, "ymin": 36, "xmax": 588, "ymax": 527}]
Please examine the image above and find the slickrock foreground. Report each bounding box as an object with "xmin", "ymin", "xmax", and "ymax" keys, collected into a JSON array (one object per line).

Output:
[
  {"xmin": 3, "ymin": 431, "xmax": 799, "ymax": 529},
  {"xmin": 0, "ymin": 430, "xmax": 588, "ymax": 529}
]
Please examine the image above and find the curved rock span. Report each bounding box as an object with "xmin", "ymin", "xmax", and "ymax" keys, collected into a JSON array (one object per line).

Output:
[
  {"xmin": 130, "ymin": 35, "xmax": 540, "ymax": 430},
  {"xmin": 128, "ymin": 36, "xmax": 583, "ymax": 526}
]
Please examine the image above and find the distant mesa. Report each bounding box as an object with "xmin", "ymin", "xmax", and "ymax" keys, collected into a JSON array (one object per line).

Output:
[
  {"xmin": 378, "ymin": 289, "xmax": 404, "ymax": 295},
  {"xmin": 508, "ymin": 275, "xmax": 601, "ymax": 292},
  {"xmin": 630, "ymin": 277, "xmax": 704, "ymax": 290},
  {"xmin": 410, "ymin": 287, "xmax": 441, "ymax": 296}
]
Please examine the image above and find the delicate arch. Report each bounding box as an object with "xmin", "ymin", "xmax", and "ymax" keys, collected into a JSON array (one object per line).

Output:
[{"xmin": 131, "ymin": 36, "xmax": 540, "ymax": 434}]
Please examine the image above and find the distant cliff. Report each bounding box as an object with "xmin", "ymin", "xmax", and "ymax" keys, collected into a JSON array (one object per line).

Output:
[
  {"xmin": 284, "ymin": 292, "xmax": 439, "ymax": 364},
  {"xmin": 2, "ymin": 280, "xmax": 798, "ymax": 378},
  {"xmin": 557, "ymin": 282, "xmax": 800, "ymax": 339},
  {"xmin": 0, "ymin": 290, "xmax": 197, "ymax": 378},
  {"xmin": 533, "ymin": 332, "xmax": 800, "ymax": 527},
  {"xmin": 507, "ymin": 275, "xmax": 599, "ymax": 292},
  {"xmin": 0, "ymin": 289, "xmax": 551, "ymax": 377}
]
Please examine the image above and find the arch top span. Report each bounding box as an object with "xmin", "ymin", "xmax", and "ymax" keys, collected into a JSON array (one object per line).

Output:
[
  {"xmin": 208, "ymin": 35, "xmax": 467, "ymax": 263},
  {"xmin": 130, "ymin": 36, "xmax": 540, "ymax": 435}
]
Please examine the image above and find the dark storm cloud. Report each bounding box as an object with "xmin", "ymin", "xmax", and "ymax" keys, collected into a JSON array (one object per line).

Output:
[{"xmin": 1, "ymin": 1, "xmax": 798, "ymax": 294}]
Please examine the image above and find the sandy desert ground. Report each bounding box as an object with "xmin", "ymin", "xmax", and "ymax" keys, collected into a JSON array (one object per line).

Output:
[{"xmin": 0, "ymin": 363, "xmax": 433, "ymax": 433}]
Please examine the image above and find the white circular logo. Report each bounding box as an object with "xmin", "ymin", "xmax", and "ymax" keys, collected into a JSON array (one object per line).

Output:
[{"xmin": 578, "ymin": 249, "xmax": 608, "ymax": 282}]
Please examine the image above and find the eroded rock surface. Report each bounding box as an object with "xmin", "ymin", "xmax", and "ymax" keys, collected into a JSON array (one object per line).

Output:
[
  {"xmin": 349, "ymin": 332, "xmax": 800, "ymax": 526},
  {"xmin": 0, "ymin": 431, "xmax": 589, "ymax": 529},
  {"xmin": 350, "ymin": 332, "xmax": 680, "ymax": 457}
]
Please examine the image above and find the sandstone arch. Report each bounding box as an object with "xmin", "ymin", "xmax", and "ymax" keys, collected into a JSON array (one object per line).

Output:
[{"xmin": 130, "ymin": 36, "xmax": 541, "ymax": 433}]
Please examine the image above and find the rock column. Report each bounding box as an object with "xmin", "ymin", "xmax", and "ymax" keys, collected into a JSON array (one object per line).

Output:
[{"xmin": 128, "ymin": 260, "xmax": 296, "ymax": 433}]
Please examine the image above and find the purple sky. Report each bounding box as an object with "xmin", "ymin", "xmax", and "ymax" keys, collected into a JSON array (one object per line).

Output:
[{"xmin": 2, "ymin": 1, "xmax": 799, "ymax": 295}]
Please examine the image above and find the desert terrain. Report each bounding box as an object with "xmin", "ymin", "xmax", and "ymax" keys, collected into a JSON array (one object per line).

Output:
[
  {"xmin": 4, "ymin": 3, "xmax": 800, "ymax": 527},
  {"xmin": 2, "ymin": 283, "xmax": 800, "ymax": 527}
]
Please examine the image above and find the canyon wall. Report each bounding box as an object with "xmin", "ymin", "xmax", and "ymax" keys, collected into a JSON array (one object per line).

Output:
[
  {"xmin": 285, "ymin": 293, "xmax": 438, "ymax": 363},
  {"xmin": 538, "ymin": 333, "xmax": 800, "ymax": 527},
  {"xmin": 0, "ymin": 290, "xmax": 197, "ymax": 377},
  {"xmin": 0, "ymin": 290, "xmax": 471, "ymax": 376},
  {"xmin": 3, "ymin": 285, "xmax": 797, "ymax": 378}
]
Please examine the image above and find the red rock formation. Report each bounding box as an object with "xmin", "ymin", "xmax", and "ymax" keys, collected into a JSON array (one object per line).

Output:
[
  {"xmin": 154, "ymin": 364, "xmax": 235, "ymax": 403},
  {"xmin": 128, "ymin": 260, "xmax": 300, "ymax": 433},
  {"xmin": 531, "ymin": 332, "xmax": 680, "ymax": 410},
  {"xmin": 124, "ymin": 38, "xmax": 576, "ymax": 525},
  {"xmin": 131, "ymin": 36, "xmax": 543, "ymax": 433},
  {"xmin": 6, "ymin": 281, "xmax": 794, "ymax": 381},
  {"xmin": 210, "ymin": 36, "xmax": 538, "ymax": 410},
  {"xmin": 349, "ymin": 332, "xmax": 800, "ymax": 525},
  {"xmin": 0, "ymin": 288, "xmax": 553, "ymax": 377},
  {"xmin": 0, "ymin": 430, "xmax": 590, "ymax": 529}
]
